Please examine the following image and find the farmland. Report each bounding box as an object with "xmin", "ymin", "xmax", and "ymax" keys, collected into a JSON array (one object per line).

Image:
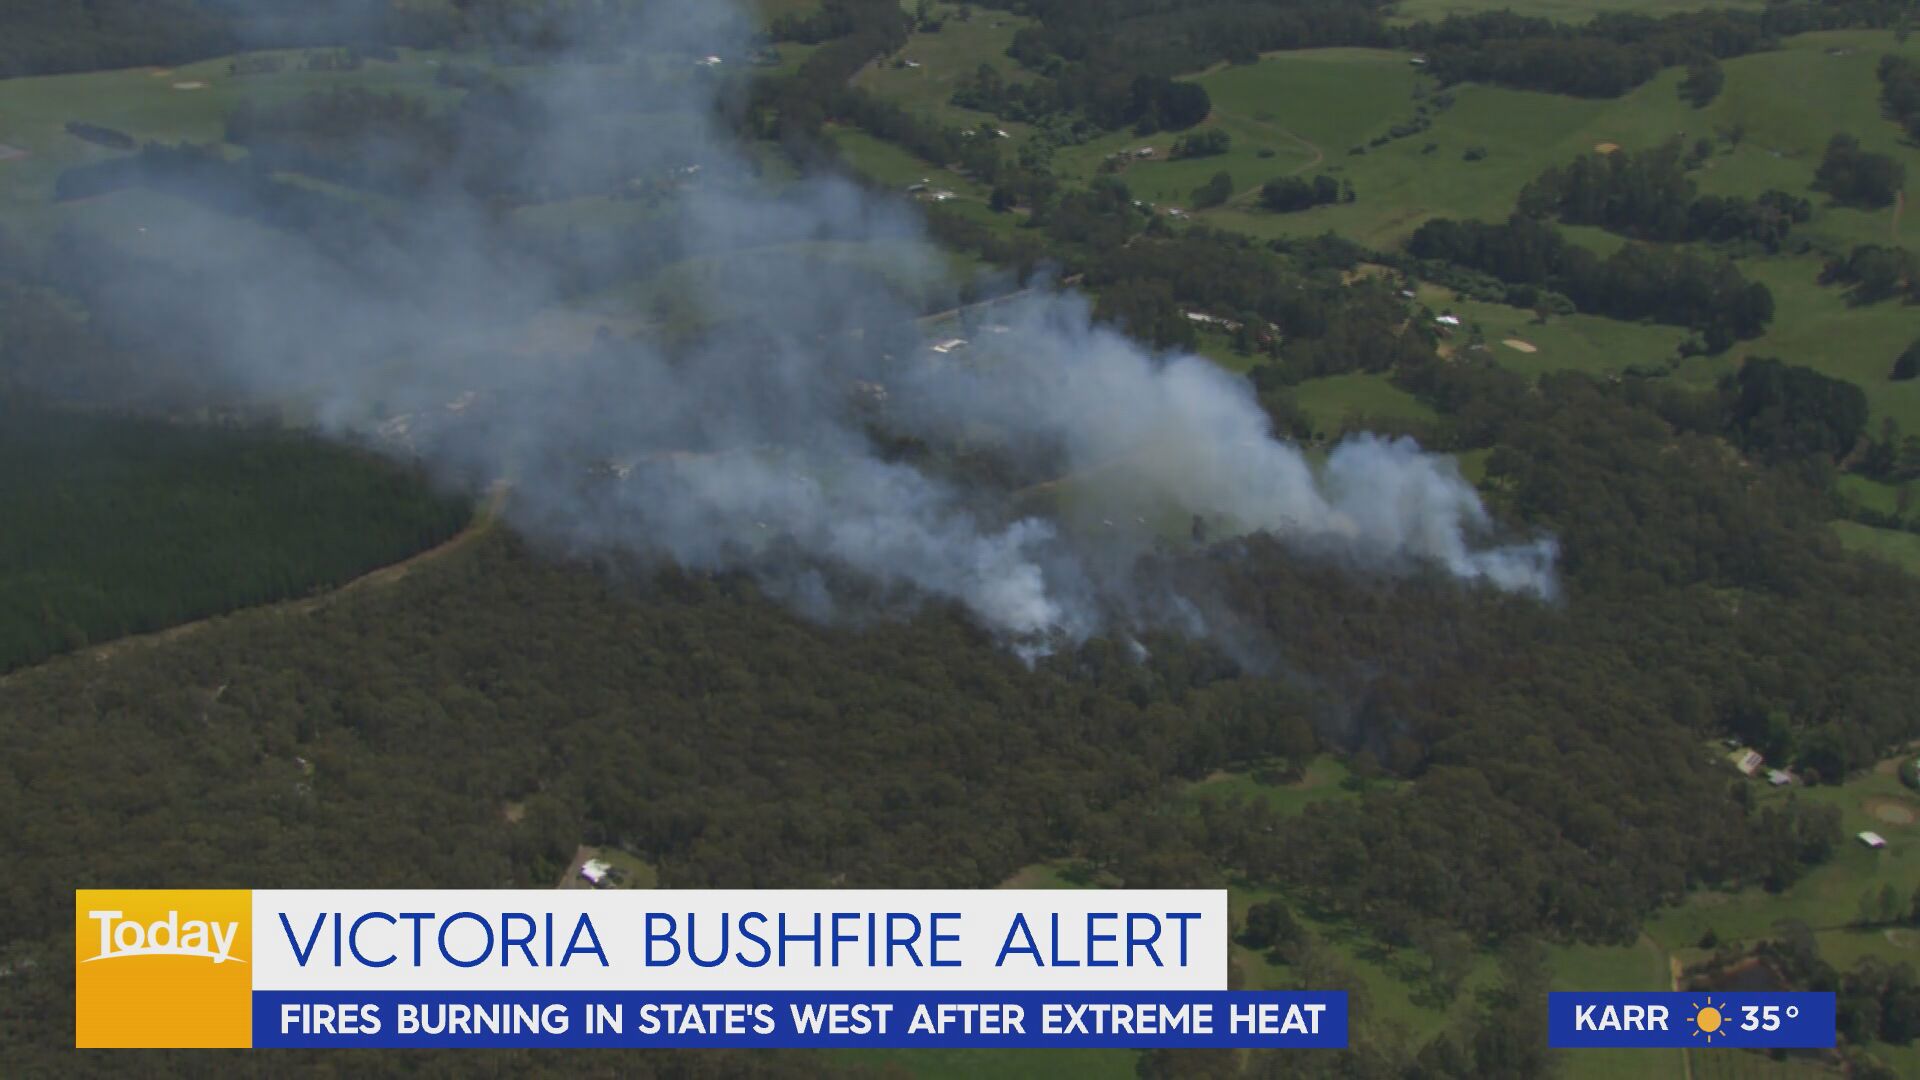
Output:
[
  {"xmin": 1175, "ymin": 32, "xmax": 1919, "ymax": 250},
  {"xmin": 0, "ymin": 49, "xmax": 463, "ymax": 223},
  {"xmin": 825, "ymin": 17, "xmax": 1920, "ymax": 440},
  {"xmin": 1388, "ymin": 0, "xmax": 1768, "ymax": 24}
]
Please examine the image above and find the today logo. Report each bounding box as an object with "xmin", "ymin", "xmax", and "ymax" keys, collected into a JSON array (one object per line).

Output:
[
  {"xmin": 75, "ymin": 889, "xmax": 254, "ymax": 1048},
  {"xmin": 84, "ymin": 908, "xmax": 244, "ymax": 965}
]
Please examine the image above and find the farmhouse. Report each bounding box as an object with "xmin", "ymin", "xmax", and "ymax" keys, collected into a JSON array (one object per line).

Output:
[
  {"xmin": 1728, "ymin": 748, "xmax": 1763, "ymax": 776},
  {"xmin": 1858, "ymin": 831, "xmax": 1888, "ymax": 849},
  {"xmin": 1766, "ymin": 769, "xmax": 1794, "ymax": 787},
  {"xmin": 579, "ymin": 858, "xmax": 612, "ymax": 885}
]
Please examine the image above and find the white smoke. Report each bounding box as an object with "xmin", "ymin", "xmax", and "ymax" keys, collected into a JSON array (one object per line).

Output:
[{"xmin": 75, "ymin": 0, "xmax": 1555, "ymax": 655}]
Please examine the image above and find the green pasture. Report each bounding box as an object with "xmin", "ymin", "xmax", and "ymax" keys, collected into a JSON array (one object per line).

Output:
[
  {"xmin": 1696, "ymin": 256, "xmax": 1920, "ymax": 434},
  {"xmin": 1389, "ymin": 0, "xmax": 1767, "ymax": 24},
  {"xmin": 1409, "ymin": 281, "xmax": 1692, "ymax": 379},
  {"xmin": 1178, "ymin": 31, "xmax": 1919, "ymax": 251},
  {"xmin": 1290, "ymin": 372, "xmax": 1439, "ymax": 435},
  {"xmin": 0, "ymin": 49, "xmax": 464, "ymax": 220},
  {"xmin": 1832, "ymin": 521, "xmax": 1920, "ymax": 575},
  {"xmin": 828, "ymin": 124, "xmax": 987, "ymax": 197},
  {"xmin": 1052, "ymin": 49, "xmax": 1411, "ymax": 212},
  {"xmin": 854, "ymin": 9, "xmax": 1039, "ymax": 134},
  {"xmin": 1184, "ymin": 756, "xmax": 1363, "ymax": 816},
  {"xmin": 1837, "ymin": 475, "xmax": 1917, "ymax": 526},
  {"xmin": 1645, "ymin": 754, "xmax": 1920, "ymax": 961}
]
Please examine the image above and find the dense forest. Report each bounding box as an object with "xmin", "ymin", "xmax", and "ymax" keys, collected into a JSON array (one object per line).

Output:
[{"xmin": 0, "ymin": 403, "xmax": 471, "ymax": 673}]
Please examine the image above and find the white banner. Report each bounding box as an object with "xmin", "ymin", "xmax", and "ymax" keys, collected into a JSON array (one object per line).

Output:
[{"xmin": 252, "ymin": 890, "xmax": 1229, "ymax": 992}]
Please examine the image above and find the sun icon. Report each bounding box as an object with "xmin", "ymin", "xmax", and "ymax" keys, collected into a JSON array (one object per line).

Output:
[{"xmin": 1689, "ymin": 998, "xmax": 1725, "ymax": 1043}]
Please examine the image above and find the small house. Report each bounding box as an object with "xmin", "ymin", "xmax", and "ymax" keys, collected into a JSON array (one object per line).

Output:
[
  {"xmin": 1435, "ymin": 314, "xmax": 1462, "ymax": 327},
  {"xmin": 580, "ymin": 858, "xmax": 612, "ymax": 885},
  {"xmin": 1858, "ymin": 831, "xmax": 1888, "ymax": 849},
  {"xmin": 1765, "ymin": 769, "xmax": 1793, "ymax": 787},
  {"xmin": 1729, "ymin": 748, "xmax": 1763, "ymax": 776}
]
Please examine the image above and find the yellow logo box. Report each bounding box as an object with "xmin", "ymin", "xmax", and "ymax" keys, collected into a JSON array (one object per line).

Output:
[{"xmin": 75, "ymin": 890, "xmax": 253, "ymax": 1048}]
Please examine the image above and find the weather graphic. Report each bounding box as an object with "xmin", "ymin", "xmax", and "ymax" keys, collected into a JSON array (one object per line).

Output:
[
  {"xmin": 1553, "ymin": 992, "xmax": 1833, "ymax": 1049},
  {"xmin": 1688, "ymin": 999, "xmax": 1724, "ymax": 1044}
]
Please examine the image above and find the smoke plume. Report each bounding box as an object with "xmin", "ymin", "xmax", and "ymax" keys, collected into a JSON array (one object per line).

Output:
[{"xmin": 69, "ymin": 0, "xmax": 1556, "ymax": 655}]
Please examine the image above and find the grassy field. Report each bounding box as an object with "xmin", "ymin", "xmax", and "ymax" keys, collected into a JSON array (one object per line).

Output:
[
  {"xmin": 1289, "ymin": 372, "xmax": 1439, "ymax": 436},
  {"xmin": 1172, "ymin": 31, "xmax": 1920, "ymax": 252},
  {"xmin": 1837, "ymin": 475, "xmax": 1917, "ymax": 527},
  {"xmin": 853, "ymin": 9, "xmax": 1039, "ymax": 136},
  {"xmin": 1052, "ymin": 49, "xmax": 1409, "ymax": 212},
  {"xmin": 1389, "ymin": 0, "xmax": 1767, "ymax": 24},
  {"xmin": 828, "ymin": 124, "xmax": 989, "ymax": 201},
  {"xmin": 568, "ymin": 234, "xmax": 986, "ymax": 344},
  {"xmin": 0, "ymin": 49, "xmax": 465, "ymax": 223},
  {"xmin": 1645, "ymin": 752, "xmax": 1920, "ymax": 961},
  {"xmin": 1688, "ymin": 1051, "xmax": 1834, "ymax": 1080},
  {"xmin": 1831, "ymin": 521, "xmax": 1920, "ymax": 575},
  {"xmin": 1409, "ymin": 281, "xmax": 1692, "ymax": 379},
  {"xmin": 1699, "ymin": 255, "xmax": 1920, "ymax": 433},
  {"xmin": 1185, "ymin": 756, "xmax": 1364, "ymax": 815}
]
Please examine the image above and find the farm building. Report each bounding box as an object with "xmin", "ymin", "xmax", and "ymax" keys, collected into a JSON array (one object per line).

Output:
[
  {"xmin": 1185, "ymin": 311, "xmax": 1242, "ymax": 331},
  {"xmin": 1728, "ymin": 748, "xmax": 1763, "ymax": 776},
  {"xmin": 579, "ymin": 857, "xmax": 612, "ymax": 885},
  {"xmin": 1766, "ymin": 769, "xmax": 1794, "ymax": 787},
  {"xmin": 1858, "ymin": 831, "xmax": 1888, "ymax": 849},
  {"xmin": 929, "ymin": 338, "xmax": 968, "ymax": 355}
]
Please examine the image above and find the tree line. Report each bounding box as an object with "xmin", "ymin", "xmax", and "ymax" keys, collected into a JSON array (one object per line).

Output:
[
  {"xmin": 1518, "ymin": 141, "xmax": 1811, "ymax": 251},
  {"xmin": 1881, "ymin": 52, "xmax": 1920, "ymax": 140},
  {"xmin": 1409, "ymin": 214, "xmax": 1773, "ymax": 347}
]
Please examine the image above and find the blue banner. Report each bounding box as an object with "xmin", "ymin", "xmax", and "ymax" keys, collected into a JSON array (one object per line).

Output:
[
  {"xmin": 254, "ymin": 990, "xmax": 1347, "ymax": 1048},
  {"xmin": 1549, "ymin": 992, "xmax": 1834, "ymax": 1049}
]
